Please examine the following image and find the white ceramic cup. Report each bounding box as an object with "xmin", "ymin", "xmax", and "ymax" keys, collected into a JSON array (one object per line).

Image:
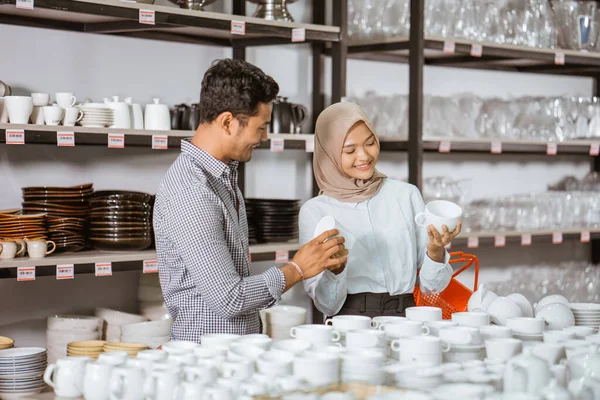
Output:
[
  {"xmin": 108, "ymin": 365, "xmax": 146, "ymax": 400},
  {"xmin": 543, "ymin": 330, "xmax": 576, "ymax": 344},
  {"xmin": 535, "ymin": 295, "xmax": 570, "ymax": 315},
  {"xmin": 0, "ymin": 240, "xmax": 25, "ymax": 259},
  {"xmin": 193, "ymin": 346, "xmax": 227, "ymax": 360},
  {"xmin": 63, "ymin": 107, "xmax": 84, "ymax": 126},
  {"xmin": 426, "ymin": 320, "xmax": 458, "ymax": 337},
  {"xmin": 439, "ymin": 326, "xmax": 482, "ymax": 346},
  {"xmin": 203, "ymin": 386, "xmax": 233, "ymax": 400},
  {"xmin": 529, "ymin": 343, "xmax": 565, "ymax": 365},
  {"xmin": 25, "ymin": 239, "xmax": 56, "ymax": 259},
  {"xmin": 146, "ymin": 369, "xmax": 180, "ymax": 400},
  {"xmin": 161, "ymin": 340, "xmax": 199, "ymax": 354},
  {"xmin": 183, "ymin": 365, "xmax": 218, "ymax": 385},
  {"xmin": 290, "ymin": 325, "xmax": 340, "ymax": 348},
  {"xmin": 506, "ymin": 317, "xmax": 545, "ymax": 335},
  {"xmin": 234, "ymin": 334, "xmax": 272, "ymax": 349},
  {"xmin": 31, "ymin": 92, "xmax": 50, "ymax": 106},
  {"xmin": 125, "ymin": 358, "xmax": 152, "ymax": 377},
  {"xmin": 563, "ymin": 326, "xmax": 595, "ymax": 339},
  {"xmin": 5, "ymin": 96, "xmax": 33, "ymax": 124},
  {"xmin": 345, "ymin": 329, "xmax": 386, "ymax": 349},
  {"xmin": 255, "ymin": 350, "xmax": 294, "ymax": 377},
  {"xmin": 452, "ymin": 312, "xmax": 490, "ymax": 327},
  {"xmin": 393, "ymin": 336, "xmax": 448, "ymax": 367},
  {"xmin": 43, "ymin": 105, "xmax": 64, "ymax": 126},
  {"xmin": 414, "ymin": 200, "xmax": 462, "ymax": 233},
  {"xmin": 168, "ymin": 353, "xmax": 196, "ymax": 366},
  {"xmin": 372, "ymin": 316, "xmax": 407, "ymax": 327},
  {"xmin": 535, "ymin": 303, "xmax": 575, "ymax": 331},
  {"xmin": 175, "ymin": 381, "xmax": 205, "ymax": 400},
  {"xmin": 381, "ymin": 320, "xmax": 430, "ymax": 339},
  {"xmin": 30, "ymin": 106, "xmax": 45, "ymax": 125},
  {"xmin": 220, "ymin": 358, "xmax": 254, "ymax": 380},
  {"xmin": 406, "ymin": 306, "xmax": 443, "ymax": 322},
  {"xmin": 81, "ymin": 361, "xmax": 113, "ymax": 400},
  {"xmin": 55, "ymin": 92, "xmax": 76, "ymax": 108},
  {"xmin": 98, "ymin": 352, "xmax": 128, "ymax": 366},
  {"xmin": 44, "ymin": 356, "xmax": 91, "ymax": 398},
  {"xmin": 227, "ymin": 342, "xmax": 264, "ymax": 361},
  {"xmin": 270, "ymin": 339, "xmax": 311, "ymax": 355},
  {"xmin": 200, "ymin": 334, "xmax": 239, "ymax": 348},
  {"xmin": 484, "ymin": 338, "xmax": 523, "ymax": 362},
  {"xmin": 324, "ymin": 315, "xmax": 376, "ymax": 333},
  {"xmin": 137, "ymin": 350, "xmax": 168, "ymax": 362},
  {"xmin": 293, "ymin": 351, "xmax": 340, "ymax": 387}
]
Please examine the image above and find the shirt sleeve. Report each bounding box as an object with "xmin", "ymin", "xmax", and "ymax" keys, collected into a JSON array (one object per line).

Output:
[
  {"xmin": 164, "ymin": 187, "xmax": 285, "ymax": 319},
  {"xmin": 299, "ymin": 202, "xmax": 348, "ymax": 317},
  {"xmin": 409, "ymin": 186, "xmax": 453, "ymax": 295}
]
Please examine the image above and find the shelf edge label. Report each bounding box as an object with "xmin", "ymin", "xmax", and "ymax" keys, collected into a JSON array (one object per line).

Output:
[
  {"xmin": 6, "ymin": 129, "xmax": 25, "ymax": 144},
  {"xmin": 494, "ymin": 235, "xmax": 506, "ymax": 247},
  {"xmin": 108, "ymin": 133, "xmax": 125, "ymax": 148},
  {"xmin": 270, "ymin": 138, "xmax": 285, "ymax": 152},
  {"xmin": 95, "ymin": 262, "xmax": 113, "ymax": 277},
  {"xmin": 554, "ymin": 52, "xmax": 565, "ymax": 65},
  {"xmin": 231, "ymin": 20, "xmax": 246, "ymax": 35},
  {"xmin": 275, "ymin": 250, "xmax": 289, "ymax": 263},
  {"xmin": 546, "ymin": 143, "xmax": 557, "ymax": 155},
  {"xmin": 17, "ymin": 266, "xmax": 35, "ymax": 281},
  {"xmin": 470, "ymin": 44, "xmax": 483, "ymax": 57},
  {"xmin": 139, "ymin": 9, "xmax": 155, "ymax": 25},
  {"xmin": 581, "ymin": 231, "xmax": 591, "ymax": 243},
  {"xmin": 57, "ymin": 131, "xmax": 75, "ymax": 147},
  {"xmin": 521, "ymin": 234, "xmax": 532, "ymax": 246},
  {"xmin": 16, "ymin": 0, "xmax": 33, "ymax": 10},
  {"xmin": 590, "ymin": 143, "xmax": 599, "ymax": 156},
  {"xmin": 292, "ymin": 28, "xmax": 306, "ymax": 43},
  {"xmin": 143, "ymin": 259, "xmax": 158, "ymax": 274},
  {"xmin": 56, "ymin": 264, "xmax": 74, "ymax": 280},
  {"xmin": 152, "ymin": 135, "xmax": 168, "ymax": 150},
  {"xmin": 552, "ymin": 232, "xmax": 563, "ymax": 244},
  {"xmin": 467, "ymin": 237, "xmax": 479, "ymax": 248},
  {"xmin": 438, "ymin": 141, "xmax": 451, "ymax": 153},
  {"xmin": 305, "ymin": 138, "xmax": 315, "ymax": 153},
  {"xmin": 491, "ymin": 140, "xmax": 502, "ymax": 154},
  {"xmin": 442, "ymin": 41, "xmax": 456, "ymax": 54}
]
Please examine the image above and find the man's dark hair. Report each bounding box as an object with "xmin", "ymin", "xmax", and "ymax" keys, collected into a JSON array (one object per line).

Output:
[{"xmin": 199, "ymin": 58, "xmax": 279, "ymax": 126}]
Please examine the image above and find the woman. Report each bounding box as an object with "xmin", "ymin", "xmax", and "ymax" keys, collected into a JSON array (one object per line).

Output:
[{"xmin": 299, "ymin": 102, "xmax": 461, "ymax": 318}]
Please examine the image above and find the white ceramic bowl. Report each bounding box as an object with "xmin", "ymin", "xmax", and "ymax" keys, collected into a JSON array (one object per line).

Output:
[
  {"xmin": 535, "ymin": 295, "xmax": 570, "ymax": 314},
  {"xmin": 506, "ymin": 317, "xmax": 545, "ymax": 335},
  {"xmin": 139, "ymin": 302, "xmax": 170, "ymax": 321},
  {"xmin": 535, "ymin": 303, "xmax": 575, "ymax": 330},
  {"xmin": 47, "ymin": 315, "xmax": 102, "ymax": 332},
  {"xmin": 467, "ymin": 284, "xmax": 498, "ymax": 313},
  {"xmin": 486, "ymin": 297, "xmax": 523, "ymax": 326},
  {"xmin": 95, "ymin": 308, "xmax": 147, "ymax": 326},
  {"xmin": 451, "ymin": 312, "xmax": 490, "ymax": 327},
  {"xmin": 121, "ymin": 320, "xmax": 172, "ymax": 338},
  {"xmin": 506, "ymin": 293, "xmax": 534, "ymax": 318}
]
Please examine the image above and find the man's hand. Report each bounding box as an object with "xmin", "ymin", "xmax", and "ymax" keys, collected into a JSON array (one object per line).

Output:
[
  {"xmin": 294, "ymin": 229, "xmax": 347, "ymax": 279},
  {"xmin": 426, "ymin": 221, "xmax": 462, "ymax": 263}
]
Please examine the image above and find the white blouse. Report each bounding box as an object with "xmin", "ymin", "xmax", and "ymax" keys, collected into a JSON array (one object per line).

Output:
[{"xmin": 299, "ymin": 178, "xmax": 452, "ymax": 317}]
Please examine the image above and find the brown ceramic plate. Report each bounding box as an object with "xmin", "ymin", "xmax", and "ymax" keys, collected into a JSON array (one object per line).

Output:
[
  {"xmin": 89, "ymin": 236, "xmax": 152, "ymax": 251},
  {"xmin": 22, "ymin": 183, "xmax": 93, "ymax": 191},
  {"xmin": 0, "ymin": 213, "xmax": 46, "ymax": 220},
  {"xmin": 91, "ymin": 191, "xmax": 153, "ymax": 204},
  {"xmin": 22, "ymin": 201, "xmax": 88, "ymax": 211}
]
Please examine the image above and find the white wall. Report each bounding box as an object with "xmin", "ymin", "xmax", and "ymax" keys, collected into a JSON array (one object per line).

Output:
[{"xmin": 0, "ymin": 0, "xmax": 594, "ymax": 341}]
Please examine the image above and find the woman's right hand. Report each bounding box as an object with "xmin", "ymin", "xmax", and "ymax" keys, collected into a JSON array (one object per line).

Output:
[
  {"xmin": 328, "ymin": 249, "xmax": 349, "ymax": 275},
  {"xmin": 292, "ymin": 229, "xmax": 347, "ymax": 280}
]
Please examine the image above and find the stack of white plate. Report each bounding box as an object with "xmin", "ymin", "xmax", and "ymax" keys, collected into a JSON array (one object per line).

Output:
[
  {"xmin": 120, "ymin": 320, "xmax": 172, "ymax": 349},
  {"xmin": 95, "ymin": 308, "xmax": 147, "ymax": 342},
  {"xmin": 569, "ymin": 303, "xmax": 600, "ymax": 331},
  {"xmin": 78, "ymin": 104, "xmax": 114, "ymax": 127},
  {"xmin": 261, "ymin": 306, "xmax": 307, "ymax": 340},
  {"xmin": 0, "ymin": 347, "xmax": 47, "ymax": 399},
  {"xmin": 443, "ymin": 344, "xmax": 486, "ymax": 363},
  {"xmin": 46, "ymin": 315, "xmax": 103, "ymax": 364}
]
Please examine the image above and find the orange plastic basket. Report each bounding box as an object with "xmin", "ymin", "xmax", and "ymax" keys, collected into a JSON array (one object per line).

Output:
[{"xmin": 413, "ymin": 251, "xmax": 480, "ymax": 320}]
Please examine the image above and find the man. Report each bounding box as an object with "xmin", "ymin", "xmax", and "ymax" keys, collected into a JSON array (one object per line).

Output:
[{"xmin": 153, "ymin": 58, "xmax": 347, "ymax": 343}]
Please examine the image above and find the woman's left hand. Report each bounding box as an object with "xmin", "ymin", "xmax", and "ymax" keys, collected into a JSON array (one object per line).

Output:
[{"xmin": 426, "ymin": 222, "xmax": 462, "ymax": 261}]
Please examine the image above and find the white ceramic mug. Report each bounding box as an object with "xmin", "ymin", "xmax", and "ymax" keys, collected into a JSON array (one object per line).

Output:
[
  {"xmin": 506, "ymin": 317, "xmax": 545, "ymax": 335},
  {"xmin": 81, "ymin": 361, "xmax": 113, "ymax": 400},
  {"xmin": 220, "ymin": 358, "xmax": 254, "ymax": 380},
  {"xmin": 55, "ymin": 92, "xmax": 76, "ymax": 108},
  {"xmin": 98, "ymin": 352, "xmax": 128, "ymax": 365},
  {"xmin": 392, "ymin": 336, "xmax": 448, "ymax": 367},
  {"xmin": 543, "ymin": 330, "xmax": 576, "ymax": 345},
  {"xmin": 484, "ymin": 338, "xmax": 523, "ymax": 362},
  {"xmin": 451, "ymin": 311, "xmax": 490, "ymax": 327},
  {"xmin": 414, "ymin": 200, "xmax": 462, "ymax": 233},
  {"xmin": 146, "ymin": 369, "xmax": 180, "ymax": 400},
  {"xmin": 26, "ymin": 239, "xmax": 56, "ymax": 259},
  {"xmin": 44, "ymin": 356, "xmax": 91, "ymax": 398},
  {"xmin": 30, "ymin": 106, "xmax": 45, "ymax": 125},
  {"xmin": 270, "ymin": 339, "xmax": 311, "ymax": 355},
  {"xmin": 0, "ymin": 240, "xmax": 25, "ymax": 259},
  {"xmin": 108, "ymin": 365, "xmax": 146, "ymax": 400},
  {"xmin": 137, "ymin": 350, "xmax": 168, "ymax": 362},
  {"xmin": 372, "ymin": 316, "xmax": 407, "ymax": 327},
  {"xmin": 480, "ymin": 325, "xmax": 513, "ymax": 341},
  {"xmin": 63, "ymin": 107, "xmax": 84, "ymax": 126},
  {"xmin": 234, "ymin": 334, "xmax": 272, "ymax": 349},
  {"xmin": 324, "ymin": 315, "xmax": 376, "ymax": 333},
  {"xmin": 255, "ymin": 350, "xmax": 294, "ymax": 377},
  {"xmin": 439, "ymin": 326, "xmax": 482, "ymax": 346},
  {"xmin": 31, "ymin": 92, "xmax": 50, "ymax": 106},
  {"xmin": 293, "ymin": 351, "xmax": 340, "ymax": 387},
  {"xmin": 426, "ymin": 320, "xmax": 458, "ymax": 337},
  {"xmin": 162, "ymin": 340, "xmax": 199, "ymax": 354},
  {"xmin": 346, "ymin": 329, "xmax": 386, "ymax": 349},
  {"xmin": 381, "ymin": 320, "xmax": 430, "ymax": 339},
  {"xmin": 290, "ymin": 325, "xmax": 340, "ymax": 348},
  {"xmin": 174, "ymin": 381, "xmax": 205, "ymax": 400},
  {"xmin": 43, "ymin": 105, "xmax": 64, "ymax": 126},
  {"xmin": 183, "ymin": 365, "xmax": 218, "ymax": 385},
  {"xmin": 406, "ymin": 306, "xmax": 443, "ymax": 322},
  {"xmin": 200, "ymin": 334, "xmax": 239, "ymax": 348},
  {"xmin": 5, "ymin": 96, "xmax": 33, "ymax": 124}
]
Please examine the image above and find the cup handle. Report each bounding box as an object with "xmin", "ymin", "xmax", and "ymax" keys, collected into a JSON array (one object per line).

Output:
[
  {"xmin": 333, "ymin": 342, "xmax": 343, "ymax": 348},
  {"xmin": 43, "ymin": 364, "xmax": 58, "ymax": 390},
  {"xmin": 15, "ymin": 242, "xmax": 25, "ymax": 256},
  {"xmin": 371, "ymin": 320, "xmax": 379, "ymax": 329},
  {"xmin": 442, "ymin": 342, "xmax": 451, "ymax": 353},
  {"xmin": 109, "ymin": 370, "xmax": 125, "ymax": 400},
  {"xmin": 76, "ymin": 110, "xmax": 84, "ymax": 122},
  {"xmin": 70, "ymin": 96, "xmax": 76, "ymax": 107},
  {"xmin": 324, "ymin": 319, "xmax": 333, "ymax": 326},
  {"xmin": 391, "ymin": 340, "xmax": 401, "ymax": 352},
  {"xmin": 0, "ymin": 243, "xmax": 3, "ymax": 256},
  {"xmin": 421, "ymin": 325, "xmax": 430, "ymax": 336},
  {"xmin": 221, "ymin": 365, "xmax": 235, "ymax": 379},
  {"xmin": 332, "ymin": 331, "xmax": 341, "ymax": 342},
  {"xmin": 378, "ymin": 324, "xmax": 386, "ymax": 331},
  {"xmin": 290, "ymin": 327, "xmax": 296, "ymax": 338},
  {"xmin": 46, "ymin": 240, "xmax": 56, "ymax": 255},
  {"xmin": 414, "ymin": 212, "xmax": 428, "ymax": 227}
]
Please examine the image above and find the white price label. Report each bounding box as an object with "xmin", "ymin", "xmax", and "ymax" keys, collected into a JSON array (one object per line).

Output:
[
  {"xmin": 56, "ymin": 264, "xmax": 74, "ymax": 280},
  {"xmin": 521, "ymin": 234, "xmax": 532, "ymax": 246},
  {"xmin": 17, "ymin": 267, "xmax": 35, "ymax": 282},
  {"xmin": 581, "ymin": 231, "xmax": 591, "ymax": 243},
  {"xmin": 438, "ymin": 141, "xmax": 451, "ymax": 153},
  {"xmin": 467, "ymin": 237, "xmax": 479, "ymax": 249},
  {"xmin": 143, "ymin": 260, "xmax": 158, "ymax": 274},
  {"xmin": 270, "ymin": 138, "xmax": 285, "ymax": 152},
  {"xmin": 547, "ymin": 143, "xmax": 557, "ymax": 155},
  {"xmin": 95, "ymin": 262, "xmax": 112, "ymax": 277},
  {"xmin": 470, "ymin": 44, "xmax": 483, "ymax": 57},
  {"xmin": 292, "ymin": 28, "xmax": 306, "ymax": 43},
  {"xmin": 108, "ymin": 133, "xmax": 125, "ymax": 148},
  {"xmin": 6, "ymin": 129, "xmax": 24, "ymax": 144},
  {"xmin": 231, "ymin": 20, "xmax": 246, "ymax": 35},
  {"xmin": 443, "ymin": 41, "xmax": 456, "ymax": 54},
  {"xmin": 139, "ymin": 9, "xmax": 155, "ymax": 25},
  {"xmin": 491, "ymin": 141, "xmax": 502, "ymax": 154},
  {"xmin": 305, "ymin": 138, "xmax": 315, "ymax": 153},
  {"xmin": 552, "ymin": 232, "xmax": 563, "ymax": 244},
  {"xmin": 16, "ymin": 0, "xmax": 33, "ymax": 10},
  {"xmin": 555, "ymin": 52, "xmax": 565, "ymax": 65},
  {"xmin": 494, "ymin": 235, "xmax": 506, "ymax": 247},
  {"xmin": 590, "ymin": 143, "xmax": 600, "ymax": 156},
  {"xmin": 275, "ymin": 250, "xmax": 289, "ymax": 263},
  {"xmin": 57, "ymin": 132, "xmax": 75, "ymax": 147},
  {"xmin": 152, "ymin": 135, "xmax": 168, "ymax": 150}
]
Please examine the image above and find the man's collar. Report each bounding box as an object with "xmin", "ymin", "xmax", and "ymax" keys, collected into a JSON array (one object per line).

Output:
[{"xmin": 181, "ymin": 139, "xmax": 239, "ymax": 179}]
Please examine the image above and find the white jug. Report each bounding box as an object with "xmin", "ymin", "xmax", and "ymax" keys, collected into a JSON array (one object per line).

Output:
[
  {"xmin": 504, "ymin": 349, "xmax": 552, "ymax": 394},
  {"xmin": 125, "ymin": 97, "xmax": 144, "ymax": 129},
  {"xmin": 107, "ymin": 96, "xmax": 131, "ymax": 129},
  {"xmin": 144, "ymin": 98, "xmax": 171, "ymax": 131}
]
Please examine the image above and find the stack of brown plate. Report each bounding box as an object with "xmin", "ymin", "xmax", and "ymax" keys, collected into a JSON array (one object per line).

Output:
[
  {"xmin": 0, "ymin": 337, "xmax": 14, "ymax": 350},
  {"xmin": 0, "ymin": 210, "xmax": 47, "ymax": 241},
  {"xmin": 103, "ymin": 342, "xmax": 147, "ymax": 357},
  {"xmin": 88, "ymin": 191, "xmax": 154, "ymax": 251},
  {"xmin": 67, "ymin": 340, "xmax": 105, "ymax": 359},
  {"xmin": 21, "ymin": 184, "xmax": 93, "ymax": 252}
]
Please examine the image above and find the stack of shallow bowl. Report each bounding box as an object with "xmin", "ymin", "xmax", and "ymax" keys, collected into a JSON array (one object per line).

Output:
[
  {"xmin": 0, "ymin": 211, "xmax": 47, "ymax": 243},
  {"xmin": 21, "ymin": 184, "xmax": 93, "ymax": 252},
  {"xmin": 46, "ymin": 315, "xmax": 102, "ymax": 364},
  {"xmin": 569, "ymin": 303, "xmax": 600, "ymax": 331},
  {"xmin": 67, "ymin": 340, "xmax": 105, "ymax": 359},
  {"xmin": 120, "ymin": 320, "xmax": 172, "ymax": 349},
  {"xmin": 78, "ymin": 103, "xmax": 114, "ymax": 128},
  {"xmin": 262, "ymin": 305, "xmax": 307, "ymax": 340},
  {"xmin": 88, "ymin": 191, "xmax": 154, "ymax": 251},
  {"xmin": 94, "ymin": 308, "xmax": 147, "ymax": 343},
  {"xmin": 103, "ymin": 342, "xmax": 148, "ymax": 357},
  {"xmin": 0, "ymin": 347, "xmax": 47, "ymax": 399},
  {"xmin": 0, "ymin": 337, "xmax": 14, "ymax": 350}
]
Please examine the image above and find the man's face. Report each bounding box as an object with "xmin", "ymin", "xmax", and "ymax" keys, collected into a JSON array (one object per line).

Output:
[{"xmin": 229, "ymin": 102, "xmax": 272, "ymax": 163}]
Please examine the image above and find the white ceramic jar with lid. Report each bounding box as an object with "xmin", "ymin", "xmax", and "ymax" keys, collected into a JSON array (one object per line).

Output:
[{"xmin": 145, "ymin": 98, "xmax": 171, "ymax": 131}]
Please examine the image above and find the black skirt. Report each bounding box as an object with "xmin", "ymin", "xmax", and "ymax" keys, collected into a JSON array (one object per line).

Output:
[{"xmin": 334, "ymin": 292, "xmax": 416, "ymax": 318}]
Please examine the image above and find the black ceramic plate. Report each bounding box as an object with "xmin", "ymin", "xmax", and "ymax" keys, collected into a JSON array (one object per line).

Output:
[{"xmin": 92, "ymin": 191, "xmax": 153, "ymax": 204}]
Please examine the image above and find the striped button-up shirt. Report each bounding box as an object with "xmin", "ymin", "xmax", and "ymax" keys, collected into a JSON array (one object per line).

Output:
[{"xmin": 153, "ymin": 140, "xmax": 286, "ymax": 343}]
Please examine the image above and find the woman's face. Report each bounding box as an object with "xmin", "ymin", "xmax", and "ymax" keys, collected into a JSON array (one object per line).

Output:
[{"xmin": 340, "ymin": 121, "xmax": 380, "ymax": 180}]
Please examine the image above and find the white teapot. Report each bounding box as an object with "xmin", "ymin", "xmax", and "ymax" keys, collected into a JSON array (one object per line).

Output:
[
  {"xmin": 468, "ymin": 284, "xmax": 498, "ymax": 312},
  {"xmin": 504, "ymin": 348, "xmax": 552, "ymax": 393},
  {"xmin": 566, "ymin": 345, "xmax": 600, "ymax": 381},
  {"xmin": 540, "ymin": 380, "xmax": 572, "ymax": 400},
  {"xmin": 568, "ymin": 376, "xmax": 600, "ymax": 400}
]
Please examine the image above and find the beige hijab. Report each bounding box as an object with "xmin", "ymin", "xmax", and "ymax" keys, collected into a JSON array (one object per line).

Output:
[{"xmin": 314, "ymin": 102, "xmax": 386, "ymax": 202}]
